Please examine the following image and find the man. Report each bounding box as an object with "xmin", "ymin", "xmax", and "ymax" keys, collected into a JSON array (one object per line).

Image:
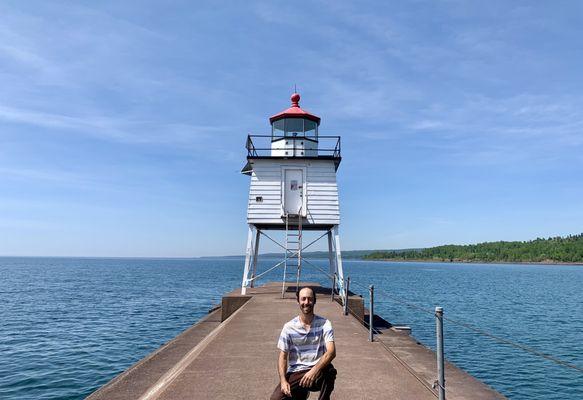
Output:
[{"xmin": 270, "ymin": 287, "xmax": 337, "ymax": 400}]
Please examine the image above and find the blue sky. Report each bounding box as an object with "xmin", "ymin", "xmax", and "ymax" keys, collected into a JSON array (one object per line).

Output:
[{"xmin": 1, "ymin": 1, "xmax": 582, "ymax": 257}]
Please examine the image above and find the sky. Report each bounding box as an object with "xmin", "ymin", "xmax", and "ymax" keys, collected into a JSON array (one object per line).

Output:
[{"xmin": 1, "ymin": 1, "xmax": 583, "ymax": 257}]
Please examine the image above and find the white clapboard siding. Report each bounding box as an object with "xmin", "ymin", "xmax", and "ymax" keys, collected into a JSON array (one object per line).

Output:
[
  {"xmin": 247, "ymin": 158, "xmax": 339, "ymax": 225},
  {"xmin": 306, "ymin": 196, "xmax": 338, "ymax": 201},
  {"xmin": 247, "ymin": 200, "xmax": 281, "ymax": 205},
  {"xmin": 307, "ymin": 200, "xmax": 339, "ymax": 205},
  {"xmin": 249, "ymin": 191, "xmax": 280, "ymax": 196},
  {"xmin": 248, "ymin": 206, "xmax": 282, "ymax": 211}
]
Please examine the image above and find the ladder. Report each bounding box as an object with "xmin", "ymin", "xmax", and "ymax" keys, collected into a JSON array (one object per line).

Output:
[{"xmin": 281, "ymin": 209, "xmax": 303, "ymax": 298}]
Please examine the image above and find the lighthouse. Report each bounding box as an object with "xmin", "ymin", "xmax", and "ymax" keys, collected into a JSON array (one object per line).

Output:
[{"xmin": 240, "ymin": 93, "xmax": 345, "ymax": 298}]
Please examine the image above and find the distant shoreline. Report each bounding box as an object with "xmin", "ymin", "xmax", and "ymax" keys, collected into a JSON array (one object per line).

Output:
[
  {"xmin": 364, "ymin": 258, "xmax": 583, "ymax": 266},
  {"xmin": 2, "ymin": 255, "xmax": 582, "ymax": 266}
]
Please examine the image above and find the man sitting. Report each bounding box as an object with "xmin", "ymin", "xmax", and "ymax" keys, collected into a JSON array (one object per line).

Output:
[{"xmin": 270, "ymin": 287, "xmax": 337, "ymax": 400}]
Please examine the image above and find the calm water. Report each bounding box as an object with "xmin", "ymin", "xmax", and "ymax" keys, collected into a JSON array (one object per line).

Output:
[{"xmin": 0, "ymin": 257, "xmax": 582, "ymax": 399}]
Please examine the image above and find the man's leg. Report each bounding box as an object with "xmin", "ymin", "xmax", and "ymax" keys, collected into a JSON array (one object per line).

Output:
[
  {"xmin": 270, "ymin": 370, "xmax": 310, "ymax": 400},
  {"xmin": 269, "ymin": 382, "xmax": 290, "ymax": 400},
  {"xmin": 310, "ymin": 364, "xmax": 337, "ymax": 400}
]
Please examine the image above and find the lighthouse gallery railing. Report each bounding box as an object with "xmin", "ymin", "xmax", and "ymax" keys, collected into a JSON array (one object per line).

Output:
[{"xmin": 246, "ymin": 134, "xmax": 341, "ymax": 158}]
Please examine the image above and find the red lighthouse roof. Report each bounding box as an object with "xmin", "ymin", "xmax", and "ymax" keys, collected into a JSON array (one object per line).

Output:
[{"xmin": 269, "ymin": 93, "xmax": 321, "ymax": 125}]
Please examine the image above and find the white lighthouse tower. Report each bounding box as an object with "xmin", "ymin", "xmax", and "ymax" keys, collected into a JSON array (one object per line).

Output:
[{"xmin": 240, "ymin": 93, "xmax": 345, "ymax": 297}]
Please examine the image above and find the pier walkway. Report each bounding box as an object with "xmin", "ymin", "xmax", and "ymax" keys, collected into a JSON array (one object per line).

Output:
[{"xmin": 88, "ymin": 282, "xmax": 504, "ymax": 400}]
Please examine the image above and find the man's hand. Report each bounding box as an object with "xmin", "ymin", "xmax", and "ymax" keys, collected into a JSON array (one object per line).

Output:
[
  {"xmin": 280, "ymin": 379, "xmax": 291, "ymax": 396},
  {"xmin": 299, "ymin": 368, "xmax": 321, "ymax": 388},
  {"xmin": 277, "ymin": 351, "xmax": 290, "ymax": 395}
]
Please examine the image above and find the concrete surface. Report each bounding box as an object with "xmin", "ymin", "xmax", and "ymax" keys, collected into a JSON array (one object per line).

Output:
[
  {"xmin": 88, "ymin": 282, "xmax": 505, "ymax": 400},
  {"xmin": 87, "ymin": 308, "xmax": 222, "ymax": 400}
]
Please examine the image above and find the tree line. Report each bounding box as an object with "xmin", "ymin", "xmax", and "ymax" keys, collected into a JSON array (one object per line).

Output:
[{"xmin": 363, "ymin": 234, "xmax": 583, "ymax": 263}]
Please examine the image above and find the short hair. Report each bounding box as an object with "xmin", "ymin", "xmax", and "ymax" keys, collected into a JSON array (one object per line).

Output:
[{"xmin": 296, "ymin": 286, "xmax": 317, "ymax": 304}]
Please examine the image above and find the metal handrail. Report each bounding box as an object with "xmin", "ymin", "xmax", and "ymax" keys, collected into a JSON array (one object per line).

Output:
[
  {"xmin": 245, "ymin": 134, "xmax": 341, "ymax": 158},
  {"xmin": 345, "ymin": 276, "xmax": 583, "ymax": 375},
  {"xmin": 246, "ymin": 134, "xmax": 341, "ymax": 138},
  {"xmin": 246, "ymin": 135, "xmax": 258, "ymax": 157}
]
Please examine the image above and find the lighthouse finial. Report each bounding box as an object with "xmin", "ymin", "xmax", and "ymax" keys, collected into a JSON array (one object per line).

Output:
[{"xmin": 290, "ymin": 92, "xmax": 300, "ymax": 107}]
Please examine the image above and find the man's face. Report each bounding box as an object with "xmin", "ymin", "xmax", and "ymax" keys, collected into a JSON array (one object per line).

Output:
[{"xmin": 298, "ymin": 288, "xmax": 315, "ymax": 316}]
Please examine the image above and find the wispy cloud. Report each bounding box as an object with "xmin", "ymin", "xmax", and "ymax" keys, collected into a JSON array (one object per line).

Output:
[
  {"xmin": 0, "ymin": 103, "xmax": 237, "ymax": 148},
  {"xmin": 1, "ymin": 1, "xmax": 582, "ymax": 255},
  {"xmin": 0, "ymin": 3, "xmax": 166, "ymax": 85},
  {"xmin": 403, "ymin": 93, "xmax": 583, "ymax": 163},
  {"xmin": 0, "ymin": 1, "xmax": 249, "ymax": 157},
  {"xmin": 0, "ymin": 166, "xmax": 82, "ymax": 183},
  {"xmin": 253, "ymin": 1, "xmax": 583, "ymax": 170}
]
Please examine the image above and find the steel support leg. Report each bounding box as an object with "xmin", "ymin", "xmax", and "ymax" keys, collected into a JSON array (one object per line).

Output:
[
  {"xmin": 250, "ymin": 229, "xmax": 260, "ymax": 288},
  {"xmin": 327, "ymin": 229, "xmax": 336, "ymax": 293},
  {"xmin": 332, "ymin": 225, "xmax": 345, "ymax": 302},
  {"xmin": 241, "ymin": 224, "xmax": 255, "ymax": 295}
]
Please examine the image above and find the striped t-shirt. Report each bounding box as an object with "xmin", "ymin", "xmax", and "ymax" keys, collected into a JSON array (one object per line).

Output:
[{"xmin": 277, "ymin": 315, "xmax": 334, "ymax": 373}]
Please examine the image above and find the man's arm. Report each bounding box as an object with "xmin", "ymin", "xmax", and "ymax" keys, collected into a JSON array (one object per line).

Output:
[
  {"xmin": 299, "ymin": 341, "xmax": 336, "ymax": 387},
  {"xmin": 278, "ymin": 350, "xmax": 291, "ymax": 396}
]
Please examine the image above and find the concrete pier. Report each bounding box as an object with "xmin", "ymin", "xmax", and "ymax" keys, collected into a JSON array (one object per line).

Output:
[{"xmin": 88, "ymin": 282, "xmax": 505, "ymax": 399}]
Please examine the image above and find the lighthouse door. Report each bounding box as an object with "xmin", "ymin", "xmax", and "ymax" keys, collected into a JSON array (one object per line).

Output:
[{"xmin": 283, "ymin": 168, "xmax": 304, "ymax": 216}]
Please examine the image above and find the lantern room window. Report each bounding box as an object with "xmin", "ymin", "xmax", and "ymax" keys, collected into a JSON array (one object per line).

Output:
[
  {"xmin": 304, "ymin": 119, "xmax": 317, "ymax": 138},
  {"xmin": 286, "ymin": 118, "xmax": 303, "ymax": 136},
  {"xmin": 272, "ymin": 119, "xmax": 285, "ymax": 138},
  {"xmin": 271, "ymin": 118, "xmax": 318, "ymax": 141}
]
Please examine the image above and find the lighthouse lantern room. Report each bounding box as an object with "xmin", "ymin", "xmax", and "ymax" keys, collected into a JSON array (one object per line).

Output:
[{"xmin": 240, "ymin": 93, "xmax": 345, "ymax": 298}]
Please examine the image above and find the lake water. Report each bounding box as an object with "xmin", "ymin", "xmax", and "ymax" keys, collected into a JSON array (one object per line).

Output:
[{"xmin": 0, "ymin": 257, "xmax": 581, "ymax": 399}]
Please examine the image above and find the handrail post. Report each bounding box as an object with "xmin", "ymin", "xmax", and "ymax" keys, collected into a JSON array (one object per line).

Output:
[
  {"xmin": 435, "ymin": 307, "xmax": 445, "ymax": 400},
  {"xmin": 369, "ymin": 285, "xmax": 374, "ymax": 342},
  {"xmin": 331, "ymin": 274, "xmax": 336, "ymax": 302},
  {"xmin": 343, "ymin": 277, "xmax": 350, "ymax": 316}
]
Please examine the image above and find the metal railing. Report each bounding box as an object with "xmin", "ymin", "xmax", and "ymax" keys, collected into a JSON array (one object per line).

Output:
[
  {"xmin": 286, "ymin": 260, "xmax": 583, "ymax": 400},
  {"xmin": 245, "ymin": 251, "xmax": 583, "ymax": 399},
  {"xmin": 245, "ymin": 135, "xmax": 341, "ymax": 158}
]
